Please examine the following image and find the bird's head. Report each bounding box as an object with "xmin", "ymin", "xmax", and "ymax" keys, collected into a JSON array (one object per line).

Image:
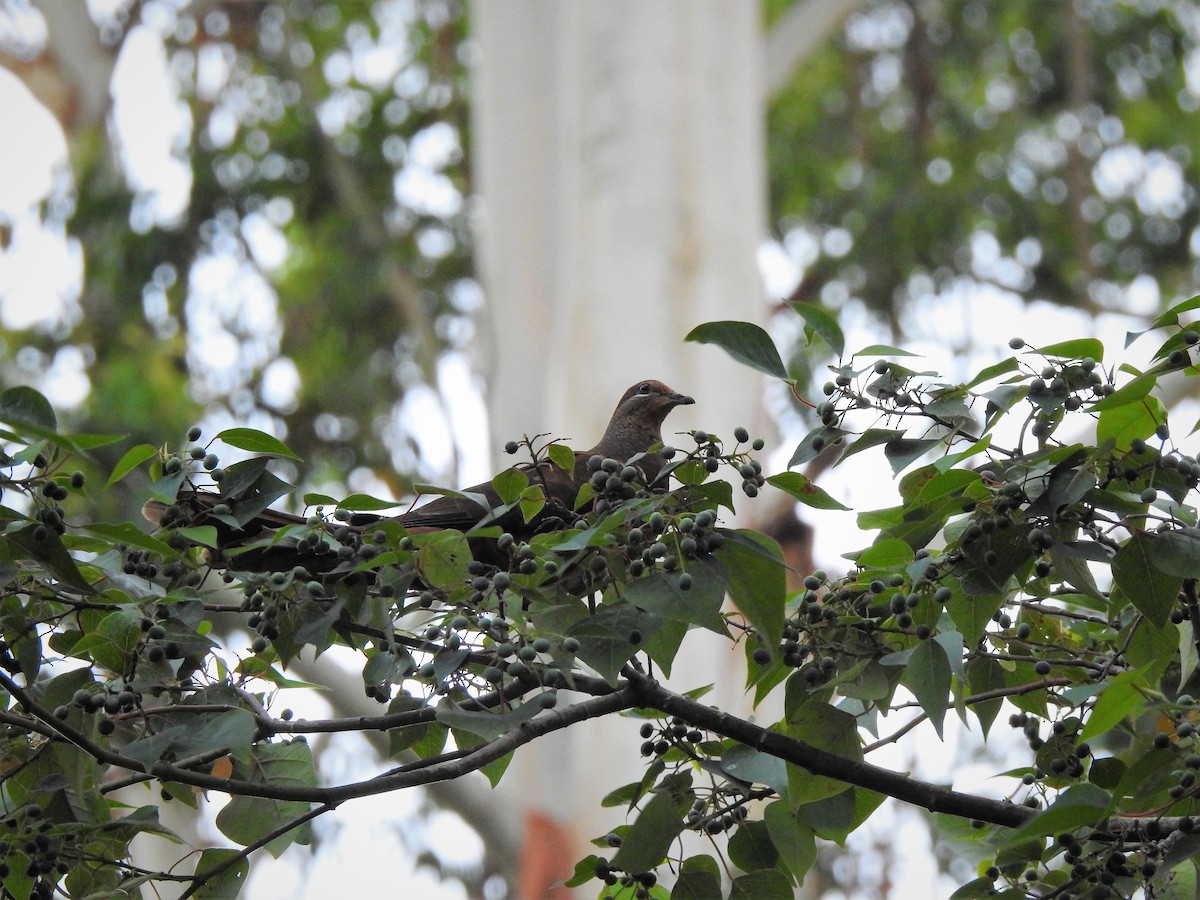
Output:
[{"xmin": 612, "ymin": 380, "xmax": 695, "ymax": 428}]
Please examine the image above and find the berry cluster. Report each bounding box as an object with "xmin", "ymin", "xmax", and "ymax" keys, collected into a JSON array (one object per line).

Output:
[{"xmin": 0, "ymin": 804, "xmax": 73, "ymax": 899}]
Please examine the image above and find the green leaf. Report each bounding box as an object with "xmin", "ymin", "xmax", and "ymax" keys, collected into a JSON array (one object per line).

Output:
[
  {"xmin": 1088, "ymin": 372, "xmax": 1155, "ymax": 411},
  {"xmin": 966, "ymin": 655, "xmax": 1006, "ymax": 738},
  {"xmin": 216, "ymin": 460, "xmax": 294, "ymax": 522},
  {"xmin": 192, "ymin": 848, "xmax": 250, "ymax": 900},
  {"xmin": 949, "ymin": 878, "xmax": 1008, "ymax": 899},
  {"xmin": 414, "ymin": 531, "xmax": 473, "ymax": 591},
  {"xmin": 905, "ymin": 638, "xmax": 952, "ymax": 738},
  {"xmin": 785, "ymin": 702, "xmax": 862, "ymax": 804},
  {"xmin": 147, "ymin": 468, "xmax": 187, "ymax": 504},
  {"xmin": 0, "ymin": 386, "xmax": 56, "ymax": 431},
  {"xmin": 670, "ymin": 855, "xmax": 722, "ymax": 899},
  {"xmin": 547, "ymin": 442, "xmax": 576, "ymax": 473},
  {"xmin": 1150, "ymin": 294, "xmax": 1200, "ymax": 330},
  {"xmin": 568, "ymin": 605, "xmax": 663, "ymax": 684},
  {"xmin": 1112, "ymin": 532, "xmax": 1181, "ymax": 627},
  {"xmin": 685, "ymin": 320, "xmax": 787, "ymax": 379},
  {"xmin": 964, "ymin": 356, "xmax": 1019, "ymax": 389},
  {"xmin": 1152, "ymin": 528, "xmax": 1200, "ymax": 578},
  {"xmin": 1182, "ymin": 621, "xmax": 1200, "ymax": 689},
  {"xmin": 215, "ymin": 741, "xmax": 316, "ymax": 857},
  {"xmin": 7, "ymin": 524, "xmax": 94, "ymax": 592},
  {"xmin": 720, "ymin": 745, "xmax": 787, "ymax": 795},
  {"xmin": 106, "ymin": 443, "xmax": 158, "ymax": 487},
  {"xmin": 790, "ymin": 302, "xmax": 845, "ymax": 358},
  {"xmin": 336, "ymin": 493, "xmax": 400, "ymax": 511},
  {"xmin": 216, "ymin": 428, "xmax": 301, "ymax": 460},
  {"xmin": 1096, "ymin": 394, "xmax": 1166, "ymax": 450},
  {"xmin": 933, "ymin": 436, "xmax": 992, "ymax": 472},
  {"xmin": 766, "ymin": 472, "xmax": 850, "ymax": 510},
  {"xmin": 714, "ymin": 529, "xmax": 786, "ymax": 649},
  {"xmin": 853, "ymin": 344, "xmax": 920, "ymax": 357},
  {"xmin": 1079, "ymin": 670, "xmax": 1143, "ymax": 742},
  {"xmin": 83, "ymin": 522, "xmax": 177, "ymax": 559},
  {"xmin": 764, "ymin": 800, "xmax": 816, "ymax": 881},
  {"xmin": 884, "ymin": 437, "xmax": 940, "ymax": 474},
  {"xmin": 1002, "ymin": 783, "xmax": 1111, "ymax": 847},
  {"xmin": 728, "ymin": 869, "xmax": 794, "ymax": 900},
  {"xmin": 1035, "ymin": 338, "xmax": 1103, "ymax": 361},
  {"xmin": 490, "ymin": 467, "xmax": 527, "ymax": 504},
  {"xmin": 794, "ymin": 788, "xmax": 886, "ymax": 844},
  {"xmin": 728, "ymin": 819, "xmax": 778, "ymax": 872},
  {"xmin": 852, "ymin": 537, "xmax": 914, "ymax": 568},
  {"xmin": 1124, "ymin": 614, "xmax": 1178, "ymax": 686},
  {"xmin": 622, "ymin": 562, "xmax": 727, "ymax": 634},
  {"xmin": 177, "ymin": 525, "xmax": 219, "ymax": 549},
  {"xmin": 788, "ymin": 424, "xmax": 847, "ymax": 467},
  {"xmin": 74, "ymin": 610, "xmax": 142, "ymax": 674},
  {"xmin": 837, "ymin": 428, "xmax": 904, "ymax": 464},
  {"xmin": 518, "ymin": 485, "xmax": 546, "ymax": 524},
  {"xmin": 1157, "ymin": 860, "xmax": 1199, "ymax": 900},
  {"xmin": 611, "ymin": 779, "xmax": 690, "ymax": 873},
  {"xmin": 436, "ymin": 697, "xmax": 543, "ymax": 741}
]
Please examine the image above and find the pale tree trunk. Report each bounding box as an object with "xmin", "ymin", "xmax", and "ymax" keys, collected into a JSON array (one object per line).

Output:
[{"xmin": 470, "ymin": 3, "xmax": 769, "ymax": 895}]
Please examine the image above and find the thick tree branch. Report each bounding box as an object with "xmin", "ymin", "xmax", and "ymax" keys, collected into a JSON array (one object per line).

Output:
[{"xmin": 622, "ymin": 671, "xmax": 1038, "ymax": 829}]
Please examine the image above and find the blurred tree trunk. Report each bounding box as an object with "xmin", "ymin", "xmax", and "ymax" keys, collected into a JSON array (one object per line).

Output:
[{"xmin": 471, "ymin": 3, "xmax": 768, "ymax": 895}]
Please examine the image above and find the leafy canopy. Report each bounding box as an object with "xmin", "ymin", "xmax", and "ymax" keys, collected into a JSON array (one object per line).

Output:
[{"xmin": 1, "ymin": 300, "xmax": 1200, "ymax": 898}]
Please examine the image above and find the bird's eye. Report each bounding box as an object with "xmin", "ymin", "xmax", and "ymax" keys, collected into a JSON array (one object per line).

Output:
[{"xmin": 637, "ymin": 383, "xmax": 653, "ymax": 394}]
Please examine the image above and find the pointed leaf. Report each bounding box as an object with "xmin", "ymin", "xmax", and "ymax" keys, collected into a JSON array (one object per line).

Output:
[
  {"xmin": 547, "ymin": 442, "xmax": 576, "ymax": 474},
  {"xmin": 1035, "ymin": 338, "xmax": 1103, "ymax": 361},
  {"xmin": 1096, "ymin": 395, "xmax": 1166, "ymax": 450},
  {"xmin": 611, "ymin": 783, "xmax": 689, "ymax": 874},
  {"xmin": 192, "ymin": 848, "xmax": 249, "ymax": 900},
  {"xmin": 764, "ymin": 800, "xmax": 816, "ymax": 881},
  {"xmin": 714, "ymin": 529, "xmax": 786, "ymax": 648},
  {"xmin": 837, "ymin": 428, "xmax": 905, "ymax": 464},
  {"xmin": 1088, "ymin": 372, "xmax": 1155, "ymax": 411},
  {"xmin": 728, "ymin": 870, "xmax": 794, "ymax": 900},
  {"xmin": 0, "ymin": 386, "xmax": 56, "ymax": 431},
  {"xmin": 491, "ymin": 467, "xmax": 528, "ymax": 504},
  {"xmin": 1112, "ymin": 532, "xmax": 1181, "ymax": 627},
  {"xmin": 622, "ymin": 562, "xmax": 727, "ymax": 634},
  {"xmin": 336, "ymin": 493, "xmax": 400, "ymax": 512},
  {"xmin": 790, "ymin": 302, "xmax": 844, "ymax": 357},
  {"xmin": 215, "ymin": 741, "xmax": 316, "ymax": 857},
  {"xmin": 685, "ymin": 321, "xmax": 787, "ymax": 379},
  {"xmin": 436, "ymin": 698, "xmax": 542, "ymax": 741},
  {"xmin": 884, "ymin": 438, "xmax": 940, "ymax": 474},
  {"xmin": 106, "ymin": 444, "xmax": 158, "ymax": 487},
  {"xmin": 766, "ymin": 472, "xmax": 849, "ymax": 510},
  {"xmin": 216, "ymin": 428, "xmax": 301, "ymax": 460},
  {"xmin": 83, "ymin": 523, "xmax": 177, "ymax": 559},
  {"xmin": 1152, "ymin": 528, "xmax": 1200, "ymax": 578},
  {"xmin": 671, "ymin": 855, "xmax": 722, "ymax": 899},
  {"xmin": 1079, "ymin": 670, "xmax": 1143, "ymax": 742},
  {"xmin": 905, "ymin": 638, "xmax": 951, "ymax": 738}
]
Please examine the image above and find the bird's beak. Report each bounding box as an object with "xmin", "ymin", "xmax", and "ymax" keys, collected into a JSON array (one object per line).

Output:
[{"xmin": 670, "ymin": 392, "xmax": 695, "ymax": 406}]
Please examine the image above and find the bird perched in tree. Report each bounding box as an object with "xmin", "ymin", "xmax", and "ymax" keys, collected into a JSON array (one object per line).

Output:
[
  {"xmin": 144, "ymin": 380, "xmax": 694, "ymax": 568},
  {"xmin": 396, "ymin": 379, "xmax": 694, "ymax": 530}
]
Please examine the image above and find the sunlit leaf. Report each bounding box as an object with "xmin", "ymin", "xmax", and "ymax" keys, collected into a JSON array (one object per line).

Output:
[
  {"xmin": 766, "ymin": 471, "xmax": 850, "ymax": 510},
  {"xmin": 216, "ymin": 428, "xmax": 301, "ymax": 460},
  {"xmin": 106, "ymin": 444, "xmax": 158, "ymax": 487}
]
